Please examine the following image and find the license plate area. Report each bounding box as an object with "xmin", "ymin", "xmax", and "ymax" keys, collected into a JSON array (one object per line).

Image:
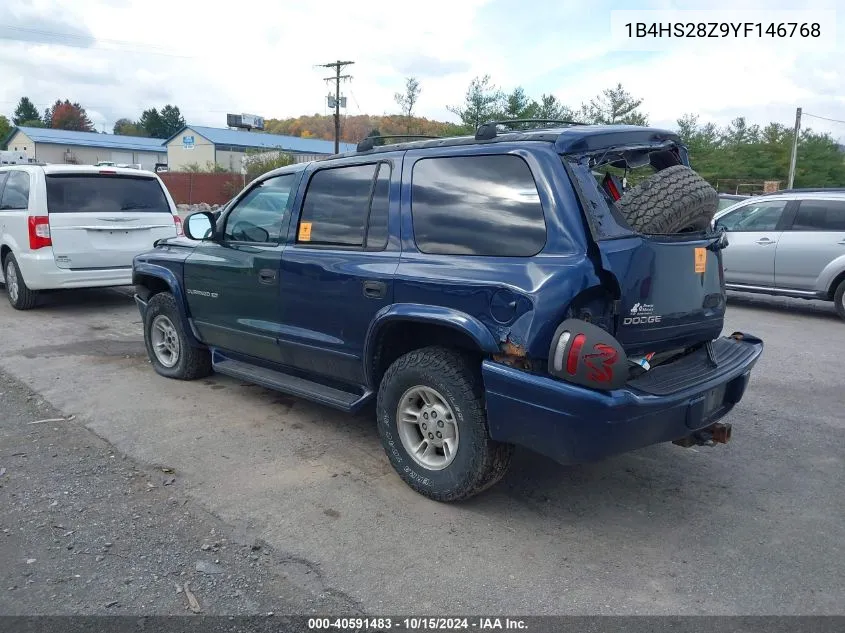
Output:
[{"xmin": 703, "ymin": 384, "xmax": 727, "ymax": 416}]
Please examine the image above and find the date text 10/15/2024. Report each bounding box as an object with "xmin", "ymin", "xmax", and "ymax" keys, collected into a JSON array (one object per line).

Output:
[{"xmin": 308, "ymin": 617, "xmax": 528, "ymax": 630}]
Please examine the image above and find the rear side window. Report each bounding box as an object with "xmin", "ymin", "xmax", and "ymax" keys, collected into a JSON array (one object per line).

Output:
[
  {"xmin": 791, "ymin": 200, "xmax": 845, "ymax": 231},
  {"xmin": 0, "ymin": 171, "xmax": 31, "ymax": 210},
  {"xmin": 297, "ymin": 162, "xmax": 390, "ymax": 250},
  {"xmin": 411, "ymin": 155, "xmax": 546, "ymax": 256},
  {"xmin": 46, "ymin": 175, "xmax": 170, "ymax": 214}
]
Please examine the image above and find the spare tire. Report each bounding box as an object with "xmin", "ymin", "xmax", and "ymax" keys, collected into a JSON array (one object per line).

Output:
[{"xmin": 616, "ymin": 165, "xmax": 718, "ymax": 234}]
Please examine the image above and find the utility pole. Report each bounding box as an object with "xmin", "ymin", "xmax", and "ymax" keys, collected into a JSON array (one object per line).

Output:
[
  {"xmin": 788, "ymin": 107, "xmax": 802, "ymax": 190},
  {"xmin": 318, "ymin": 60, "xmax": 354, "ymax": 153}
]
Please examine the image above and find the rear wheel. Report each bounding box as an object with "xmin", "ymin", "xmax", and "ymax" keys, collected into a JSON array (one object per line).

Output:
[
  {"xmin": 834, "ymin": 279, "xmax": 845, "ymax": 321},
  {"xmin": 617, "ymin": 165, "xmax": 718, "ymax": 234},
  {"xmin": 376, "ymin": 346, "xmax": 513, "ymax": 501},
  {"xmin": 3, "ymin": 253, "xmax": 38, "ymax": 310},
  {"xmin": 144, "ymin": 292, "xmax": 212, "ymax": 380}
]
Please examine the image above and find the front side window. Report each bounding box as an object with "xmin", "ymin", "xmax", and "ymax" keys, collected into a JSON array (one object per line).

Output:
[
  {"xmin": 791, "ymin": 200, "xmax": 845, "ymax": 231},
  {"xmin": 716, "ymin": 200, "xmax": 788, "ymax": 232},
  {"xmin": 223, "ymin": 173, "xmax": 296, "ymax": 243},
  {"xmin": 296, "ymin": 163, "xmax": 390, "ymax": 249},
  {"xmin": 411, "ymin": 154, "xmax": 546, "ymax": 256},
  {"xmin": 1, "ymin": 171, "xmax": 31, "ymax": 210}
]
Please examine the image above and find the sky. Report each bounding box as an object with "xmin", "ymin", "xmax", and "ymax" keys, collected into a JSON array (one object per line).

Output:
[{"xmin": 1, "ymin": 0, "xmax": 843, "ymax": 140}]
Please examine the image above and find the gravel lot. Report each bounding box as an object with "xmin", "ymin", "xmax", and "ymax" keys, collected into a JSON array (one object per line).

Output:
[{"xmin": 0, "ymin": 286, "xmax": 843, "ymax": 615}]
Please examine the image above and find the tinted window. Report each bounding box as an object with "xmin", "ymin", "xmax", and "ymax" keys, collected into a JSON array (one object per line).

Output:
[
  {"xmin": 411, "ymin": 155, "xmax": 546, "ymax": 256},
  {"xmin": 46, "ymin": 175, "xmax": 169, "ymax": 214},
  {"xmin": 716, "ymin": 200, "xmax": 787, "ymax": 232},
  {"xmin": 1, "ymin": 171, "xmax": 31, "ymax": 210},
  {"xmin": 223, "ymin": 174, "xmax": 296, "ymax": 243},
  {"xmin": 365, "ymin": 163, "xmax": 390, "ymax": 250},
  {"xmin": 298, "ymin": 164, "xmax": 378, "ymax": 247},
  {"xmin": 791, "ymin": 200, "xmax": 845, "ymax": 231}
]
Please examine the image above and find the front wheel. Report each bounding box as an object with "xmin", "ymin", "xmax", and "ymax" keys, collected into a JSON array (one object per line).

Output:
[
  {"xmin": 144, "ymin": 292, "xmax": 212, "ymax": 380},
  {"xmin": 376, "ymin": 346, "xmax": 513, "ymax": 502}
]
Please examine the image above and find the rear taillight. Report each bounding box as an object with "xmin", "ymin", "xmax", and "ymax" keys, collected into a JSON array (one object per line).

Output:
[
  {"xmin": 548, "ymin": 319, "xmax": 627, "ymax": 390},
  {"xmin": 566, "ymin": 333, "xmax": 586, "ymax": 375},
  {"xmin": 28, "ymin": 216, "xmax": 52, "ymax": 249},
  {"xmin": 174, "ymin": 215, "xmax": 184, "ymax": 236}
]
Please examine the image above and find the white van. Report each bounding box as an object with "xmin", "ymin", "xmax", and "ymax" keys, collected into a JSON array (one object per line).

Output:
[{"xmin": 0, "ymin": 164, "xmax": 183, "ymax": 310}]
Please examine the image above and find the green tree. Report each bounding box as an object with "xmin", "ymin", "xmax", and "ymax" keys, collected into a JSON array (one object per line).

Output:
[
  {"xmin": 535, "ymin": 94, "xmax": 576, "ymax": 121},
  {"xmin": 0, "ymin": 115, "xmax": 11, "ymax": 147},
  {"xmin": 394, "ymin": 77, "xmax": 421, "ymax": 133},
  {"xmin": 579, "ymin": 83, "xmax": 648, "ymax": 125},
  {"xmin": 447, "ymin": 75, "xmax": 504, "ymax": 131},
  {"xmin": 159, "ymin": 105, "xmax": 186, "ymax": 138},
  {"xmin": 243, "ymin": 149, "xmax": 295, "ymax": 179},
  {"xmin": 13, "ymin": 97, "xmax": 40, "ymax": 125},
  {"xmin": 503, "ymin": 87, "xmax": 539, "ymax": 120},
  {"xmin": 139, "ymin": 108, "xmax": 165, "ymax": 138},
  {"xmin": 113, "ymin": 118, "xmax": 149, "ymax": 136}
]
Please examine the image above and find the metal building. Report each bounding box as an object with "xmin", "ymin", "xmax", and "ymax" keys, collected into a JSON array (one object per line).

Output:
[
  {"xmin": 2, "ymin": 127, "xmax": 168, "ymax": 171},
  {"xmin": 164, "ymin": 125, "xmax": 356, "ymax": 172}
]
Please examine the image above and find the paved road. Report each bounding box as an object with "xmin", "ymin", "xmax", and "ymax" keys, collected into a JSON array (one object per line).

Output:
[{"xmin": 0, "ymin": 287, "xmax": 843, "ymax": 615}]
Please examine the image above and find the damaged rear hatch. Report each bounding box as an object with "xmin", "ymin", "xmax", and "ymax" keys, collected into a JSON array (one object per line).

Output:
[{"xmin": 560, "ymin": 130, "xmax": 727, "ymax": 356}]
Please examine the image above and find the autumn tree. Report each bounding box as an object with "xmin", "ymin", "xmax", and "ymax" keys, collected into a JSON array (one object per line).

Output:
[
  {"xmin": 13, "ymin": 97, "xmax": 40, "ymax": 125},
  {"xmin": 394, "ymin": 77, "xmax": 421, "ymax": 133},
  {"xmin": 47, "ymin": 100, "xmax": 95, "ymax": 131},
  {"xmin": 113, "ymin": 118, "xmax": 149, "ymax": 136},
  {"xmin": 447, "ymin": 75, "xmax": 504, "ymax": 131},
  {"xmin": 579, "ymin": 83, "xmax": 648, "ymax": 125}
]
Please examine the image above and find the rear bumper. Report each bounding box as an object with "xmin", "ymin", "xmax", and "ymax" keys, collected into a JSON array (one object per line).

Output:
[
  {"xmin": 483, "ymin": 333, "xmax": 764, "ymax": 465},
  {"xmin": 15, "ymin": 249, "xmax": 132, "ymax": 290}
]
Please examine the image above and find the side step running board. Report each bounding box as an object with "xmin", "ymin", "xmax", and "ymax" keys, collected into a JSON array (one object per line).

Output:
[{"xmin": 213, "ymin": 356, "xmax": 372, "ymax": 413}]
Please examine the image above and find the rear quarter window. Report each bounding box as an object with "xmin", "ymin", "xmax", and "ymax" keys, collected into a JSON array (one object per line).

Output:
[
  {"xmin": 46, "ymin": 175, "xmax": 170, "ymax": 214},
  {"xmin": 411, "ymin": 154, "xmax": 546, "ymax": 256},
  {"xmin": 0, "ymin": 171, "xmax": 31, "ymax": 210}
]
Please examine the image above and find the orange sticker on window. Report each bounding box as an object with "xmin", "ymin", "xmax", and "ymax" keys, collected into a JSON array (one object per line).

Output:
[
  {"xmin": 694, "ymin": 247, "xmax": 707, "ymax": 273},
  {"xmin": 298, "ymin": 222, "xmax": 312, "ymax": 242}
]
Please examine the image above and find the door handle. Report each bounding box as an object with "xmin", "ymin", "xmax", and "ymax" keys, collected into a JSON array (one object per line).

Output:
[
  {"xmin": 755, "ymin": 238, "xmax": 775, "ymax": 245},
  {"xmin": 363, "ymin": 280, "xmax": 387, "ymax": 299},
  {"xmin": 837, "ymin": 239, "xmax": 845, "ymax": 245},
  {"xmin": 258, "ymin": 269, "xmax": 277, "ymax": 285}
]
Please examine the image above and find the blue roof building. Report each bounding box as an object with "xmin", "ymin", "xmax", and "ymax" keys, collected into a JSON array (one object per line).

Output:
[
  {"xmin": 4, "ymin": 126, "xmax": 168, "ymax": 171},
  {"xmin": 164, "ymin": 125, "xmax": 356, "ymax": 171}
]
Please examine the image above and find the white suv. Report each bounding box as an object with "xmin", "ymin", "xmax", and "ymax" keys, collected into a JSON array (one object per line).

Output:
[{"xmin": 0, "ymin": 164, "xmax": 182, "ymax": 310}]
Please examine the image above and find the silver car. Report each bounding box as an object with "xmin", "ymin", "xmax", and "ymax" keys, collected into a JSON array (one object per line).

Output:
[{"xmin": 713, "ymin": 189, "xmax": 845, "ymax": 321}]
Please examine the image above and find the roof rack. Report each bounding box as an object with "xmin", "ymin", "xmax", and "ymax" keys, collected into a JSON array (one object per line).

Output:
[
  {"xmin": 474, "ymin": 118, "xmax": 587, "ymax": 141},
  {"xmin": 356, "ymin": 134, "xmax": 442, "ymax": 152}
]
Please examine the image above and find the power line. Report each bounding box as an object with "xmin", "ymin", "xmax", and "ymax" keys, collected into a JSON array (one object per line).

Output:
[{"xmin": 803, "ymin": 112, "xmax": 845, "ymax": 125}]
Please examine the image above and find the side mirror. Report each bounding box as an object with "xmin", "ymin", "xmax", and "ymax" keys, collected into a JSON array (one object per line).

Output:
[{"xmin": 184, "ymin": 211, "xmax": 216, "ymax": 241}]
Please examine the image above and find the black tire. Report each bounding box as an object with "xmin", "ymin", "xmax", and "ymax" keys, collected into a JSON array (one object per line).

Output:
[
  {"xmin": 834, "ymin": 279, "xmax": 845, "ymax": 321},
  {"xmin": 617, "ymin": 165, "xmax": 718, "ymax": 234},
  {"xmin": 376, "ymin": 346, "xmax": 513, "ymax": 502},
  {"xmin": 144, "ymin": 292, "xmax": 212, "ymax": 380},
  {"xmin": 3, "ymin": 253, "xmax": 38, "ymax": 310}
]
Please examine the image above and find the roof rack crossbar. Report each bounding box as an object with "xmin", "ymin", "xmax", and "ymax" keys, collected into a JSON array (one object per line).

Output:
[
  {"xmin": 475, "ymin": 118, "xmax": 588, "ymax": 141},
  {"xmin": 356, "ymin": 134, "xmax": 442, "ymax": 152}
]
